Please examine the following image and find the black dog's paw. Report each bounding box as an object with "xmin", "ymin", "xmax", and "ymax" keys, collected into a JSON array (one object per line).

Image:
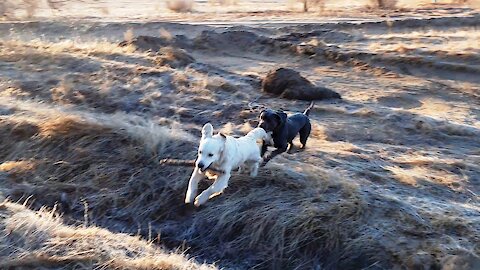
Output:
[
  {"xmin": 261, "ymin": 158, "xmax": 270, "ymax": 167},
  {"xmin": 287, "ymin": 145, "xmax": 295, "ymax": 154}
]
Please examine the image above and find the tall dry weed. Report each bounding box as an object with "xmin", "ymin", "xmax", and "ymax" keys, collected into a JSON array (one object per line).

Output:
[
  {"xmin": 369, "ymin": 0, "xmax": 398, "ymax": 9},
  {"xmin": 299, "ymin": 0, "xmax": 326, "ymax": 12}
]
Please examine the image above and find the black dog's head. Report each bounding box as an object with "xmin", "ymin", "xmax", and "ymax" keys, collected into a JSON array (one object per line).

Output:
[{"xmin": 258, "ymin": 109, "xmax": 287, "ymax": 132}]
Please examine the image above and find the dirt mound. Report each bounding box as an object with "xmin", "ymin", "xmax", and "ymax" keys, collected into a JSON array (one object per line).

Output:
[
  {"xmin": 193, "ymin": 30, "xmax": 272, "ymax": 53},
  {"xmin": 154, "ymin": 46, "xmax": 195, "ymax": 68},
  {"xmin": 276, "ymin": 29, "xmax": 355, "ymax": 44},
  {"xmin": 119, "ymin": 35, "xmax": 190, "ymax": 52},
  {"xmin": 262, "ymin": 68, "xmax": 341, "ymax": 100}
]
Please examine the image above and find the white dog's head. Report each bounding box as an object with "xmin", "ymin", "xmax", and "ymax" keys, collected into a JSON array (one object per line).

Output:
[
  {"xmin": 247, "ymin": 127, "xmax": 273, "ymax": 145},
  {"xmin": 196, "ymin": 123, "xmax": 226, "ymax": 172}
]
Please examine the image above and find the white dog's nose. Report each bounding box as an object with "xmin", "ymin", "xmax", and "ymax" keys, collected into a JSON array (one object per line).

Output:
[{"xmin": 197, "ymin": 161, "xmax": 205, "ymax": 170}]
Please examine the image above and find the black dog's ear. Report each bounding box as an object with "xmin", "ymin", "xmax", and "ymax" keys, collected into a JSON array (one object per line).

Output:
[
  {"xmin": 259, "ymin": 109, "xmax": 266, "ymax": 118},
  {"xmin": 275, "ymin": 111, "xmax": 288, "ymax": 127}
]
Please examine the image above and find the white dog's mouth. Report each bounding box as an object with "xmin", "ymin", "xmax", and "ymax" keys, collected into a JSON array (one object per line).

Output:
[{"xmin": 199, "ymin": 163, "xmax": 212, "ymax": 172}]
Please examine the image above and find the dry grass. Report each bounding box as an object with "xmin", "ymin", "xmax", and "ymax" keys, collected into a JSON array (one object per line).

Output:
[
  {"xmin": 0, "ymin": 97, "xmax": 191, "ymax": 154},
  {"xmin": 0, "ymin": 99, "xmax": 377, "ymax": 268},
  {"xmin": 0, "ymin": 201, "xmax": 216, "ymax": 270},
  {"xmin": 1, "ymin": 39, "xmax": 137, "ymax": 56},
  {"xmin": 1, "ymin": 100, "xmax": 476, "ymax": 268},
  {"xmin": 367, "ymin": 29, "xmax": 480, "ymax": 54}
]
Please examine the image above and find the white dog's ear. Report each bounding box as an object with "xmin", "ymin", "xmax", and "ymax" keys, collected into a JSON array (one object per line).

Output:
[
  {"xmin": 218, "ymin": 132, "xmax": 227, "ymax": 140},
  {"xmin": 202, "ymin": 123, "xmax": 213, "ymax": 138}
]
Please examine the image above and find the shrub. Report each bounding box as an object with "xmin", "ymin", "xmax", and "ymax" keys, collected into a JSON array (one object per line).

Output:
[{"xmin": 166, "ymin": 0, "xmax": 194, "ymax": 12}]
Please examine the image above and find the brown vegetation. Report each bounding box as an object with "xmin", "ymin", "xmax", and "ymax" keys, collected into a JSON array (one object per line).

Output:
[{"xmin": 0, "ymin": 201, "xmax": 216, "ymax": 269}]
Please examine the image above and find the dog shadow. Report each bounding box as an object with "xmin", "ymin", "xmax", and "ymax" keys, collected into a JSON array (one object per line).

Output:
[{"xmin": 287, "ymin": 145, "xmax": 307, "ymax": 154}]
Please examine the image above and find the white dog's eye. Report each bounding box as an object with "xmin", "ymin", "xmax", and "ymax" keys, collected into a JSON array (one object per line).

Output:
[
  {"xmin": 199, "ymin": 151, "xmax": 203, "ymax": 154},
  {"xmin": 208, "ymin": 153, "xmax": 213, "ymax": 157}
]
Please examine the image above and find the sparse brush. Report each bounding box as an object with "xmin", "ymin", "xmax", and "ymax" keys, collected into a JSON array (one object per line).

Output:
[{"xmin": 299, "ymin": 0, "xmax": 326, "ymax": 12}]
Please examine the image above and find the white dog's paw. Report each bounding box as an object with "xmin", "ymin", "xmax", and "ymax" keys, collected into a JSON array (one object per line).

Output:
[
  {"xmin": 194, "ymin": 193, "xmax": 208, "ymax": 207},
  {"xmin": 249, "ymin": 164, "xmax": 259, "ymax": 177},
  {"xmin": 185, "ymin": 191, "xmax": 196, "ymax": 204}
]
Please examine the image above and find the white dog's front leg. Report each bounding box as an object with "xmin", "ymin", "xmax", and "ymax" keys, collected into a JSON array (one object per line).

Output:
[
  {"xmin": 194, "ymin": 172, "xmax": 231, "ymax": 207},
  {"xmin": 185, "ymin": 167, "xmax": 203, "ymax": 204},
  {"xmin": 249, "ymin": 161, "xmax": 259, "ymax": 177}
]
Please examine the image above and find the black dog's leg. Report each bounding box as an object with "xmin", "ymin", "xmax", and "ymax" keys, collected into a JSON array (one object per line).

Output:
[
  {"xmin": 261, "ymin": 144, "xmax": 288, "ymax": 166},
  {"xmin": 287, "ymin": 141, "xmax": 294, "ymax": 153},
  {"xmin": 299, "ymin": 121, "xmax": 312, "ymax": 149},
  {"xmin": 261, "ymin": 141, "xmax": 269, "ymax": 157}
]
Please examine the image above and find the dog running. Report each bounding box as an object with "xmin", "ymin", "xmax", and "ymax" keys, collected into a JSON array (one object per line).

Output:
[
  {"xmin": 258, "ymin": 102, "xmax": 314, "ymax": 164},
  {"xmin": 185, "ymin": 123, "xmax": 272, "ymax": 207}
]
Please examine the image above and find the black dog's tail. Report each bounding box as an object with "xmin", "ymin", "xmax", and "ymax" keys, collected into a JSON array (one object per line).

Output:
[{"xmin": 303, "ymin": 102, "xmax": 315, "ymax": 116}]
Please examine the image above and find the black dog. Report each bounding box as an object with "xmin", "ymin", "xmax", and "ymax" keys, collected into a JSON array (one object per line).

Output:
[{"xmin": 258, "ymin": 102, "xmax": 313, "ymax": 164}]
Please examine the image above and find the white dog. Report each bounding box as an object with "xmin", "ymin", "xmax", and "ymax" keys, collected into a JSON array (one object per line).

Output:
[{"xmin": 185, "ymin": 123, "xmax": 271, "ymax": 206}]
